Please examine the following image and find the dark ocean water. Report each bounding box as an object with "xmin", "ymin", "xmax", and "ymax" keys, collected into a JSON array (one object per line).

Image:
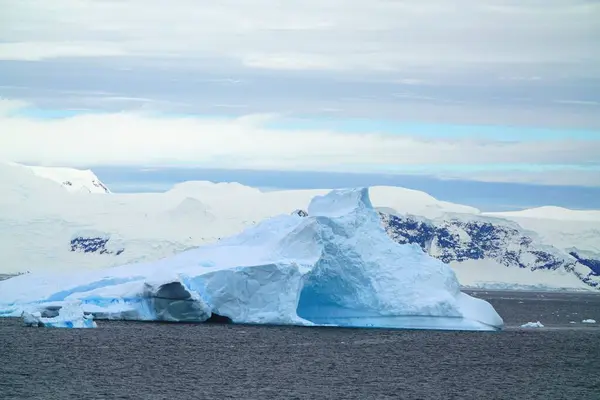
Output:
[{"xmin": 1, "ymin": 290, "xmax": 599, "ymax": 400}]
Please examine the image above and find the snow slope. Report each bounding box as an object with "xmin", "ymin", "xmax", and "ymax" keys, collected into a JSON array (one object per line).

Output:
[
  {"xmin": 486, "ymin": 206, "xmax": 600, "ymax": 222},
  {"xmin": 2, "ymin": 162, "xmax": 111, "ymax": 193},
  {"xmin": 0, "ymin": 188, "xmax": 504, "ymax": 331}
]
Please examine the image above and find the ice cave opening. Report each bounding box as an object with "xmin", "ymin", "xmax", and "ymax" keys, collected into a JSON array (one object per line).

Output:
[
  {"xmin": 296, "ymin": 262, "xmax": 378, "ymax": 327},
  {"xmin": 205, "ymin": 313, "xmax": 233, "ymax": 324}
]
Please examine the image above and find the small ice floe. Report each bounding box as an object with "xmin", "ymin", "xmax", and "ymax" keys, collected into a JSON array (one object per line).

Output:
[
  {"xmin": 582, "ymin": 319, "xmax": 596, "ymax": 324},
  {"xmin": 569, "ymin": 321, "xmax": 577, "ymax": 324},
  {"xmin": 22, "ymin": 302, "xmax": 97, "ymax": 328},
  {"xmin": 521, "ymin": 321, "xmax": 544, "ymax": 328},
  {"xmin": 22, "ymin": 311, "xmax": 43, "ymax": 327}
]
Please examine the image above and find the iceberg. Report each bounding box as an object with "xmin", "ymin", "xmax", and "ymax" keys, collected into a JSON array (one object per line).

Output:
[
  {"xmin": 0, "ymin": 188, "xmax": 504, "ymax": 331},
  {"xmin": 520, "ymin": 321, "xmax": 544, "ymax": 328},
  {"xmin": 22, "ymin": 302, "xmax": 97, "ymax": 328}
]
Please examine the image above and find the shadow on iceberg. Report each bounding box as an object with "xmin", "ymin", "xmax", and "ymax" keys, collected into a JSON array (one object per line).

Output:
[
  {"xmin": 0, "ymin": 188, "xmax": 503, "ymax": 331},
  {"xmin": 143, "ymin": 281, "xmax": 232, "ymax": 324}
]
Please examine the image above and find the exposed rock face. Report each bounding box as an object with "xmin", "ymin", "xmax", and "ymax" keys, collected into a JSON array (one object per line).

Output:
[
  {"xmin": 70, "ymin": 235, "xmax": 124, "ymax": 255},
  {"xmin": 379, "ymin": 212, "xmax": 599, "ymax": 289}
]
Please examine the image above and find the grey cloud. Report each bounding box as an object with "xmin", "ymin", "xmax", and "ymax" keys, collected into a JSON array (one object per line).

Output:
[
  {"xmin": 1, "ymin": 58, "xmax": 599, "ymax": 128},
  {"xmin": 0, "ymin": 0, "xmax": 599, "ymax": 128},
  {"xmin": 442, "ymin": 169, "xmax": 600, "ymax": 187},
  {"xmin": 1, "ymin": 0, "xmax": 598, "ymax": 71}
]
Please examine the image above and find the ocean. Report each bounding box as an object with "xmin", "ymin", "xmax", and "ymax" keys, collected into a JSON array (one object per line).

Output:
[{"xmin": 0, "ymin": 290, "xmax": 599, "ymax": 400}]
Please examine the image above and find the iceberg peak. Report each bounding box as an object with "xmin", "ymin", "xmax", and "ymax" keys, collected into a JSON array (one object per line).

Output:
[{"xmin": 308, "ymin": 187, "xmax": 372, "ymax": 218}]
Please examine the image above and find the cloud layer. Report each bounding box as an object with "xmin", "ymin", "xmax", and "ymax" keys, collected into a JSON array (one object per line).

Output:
[
  {"xmin": 2, "ymin": 0, "xmax": 599, "ymax": 72},
  {"xmin": 1, "ymin": 0, "xmax": 599, "ymax": 128},
  {"xmin": 1, "ymin": 100, "xmax": 598, "ymax": 186}
]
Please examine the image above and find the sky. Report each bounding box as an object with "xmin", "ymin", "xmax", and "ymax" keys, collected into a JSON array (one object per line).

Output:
[{"xmin": 0, "ymin": 0, "xmax": 599, "ymax": 210}]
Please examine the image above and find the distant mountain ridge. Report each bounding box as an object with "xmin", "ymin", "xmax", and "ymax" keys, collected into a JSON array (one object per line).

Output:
[{"xmin": 1, "ymin": 161, "xmax": 599, "ymax": 291}]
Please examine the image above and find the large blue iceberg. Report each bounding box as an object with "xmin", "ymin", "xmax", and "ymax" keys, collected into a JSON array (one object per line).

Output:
[{"xmin": 0, "ymin": 188, "xmax": 503, "ymax": 331}]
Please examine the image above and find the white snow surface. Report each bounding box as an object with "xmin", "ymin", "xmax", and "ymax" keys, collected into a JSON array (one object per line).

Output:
[
  {"xmin": 486, "ymin": 206, "xmax": 600, "ymax": 222},
  {"xmin": 0, "ymin": 188, "xmax": 504, "ymax": 331}
]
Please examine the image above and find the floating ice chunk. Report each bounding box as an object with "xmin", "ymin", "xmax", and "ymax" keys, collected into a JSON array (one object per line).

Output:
[
  {"xmin": 1, "ymin": 188, "xmax": 504, "ymax": 331},
  {"xmin": 521, "ymin": 321, "xmax": 544, "ymax": 328},
  {"xmin": 22, "ymin": 311, "xmax": 43, "ymax": 327},
  {"xmin": 582, "ymin": 319, "xmax": 596, "ymax": 324},
  {"xmin": 22, "ymin": 302, "xmax": 97, "ymax": 328}
]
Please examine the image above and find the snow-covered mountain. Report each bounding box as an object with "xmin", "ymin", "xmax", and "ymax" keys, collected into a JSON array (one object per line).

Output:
[
  {"xmin": 28, "ymin": 165, "xmax": 111, "ymax": 194},
  {"xmin": 1, "ymin": 161, "xmax": 111, "ymax": 194},
  {"xmin": 379, "ymin": 212, "xmax": 598, "ymax": 291},
  {"xmin": 0, "ymin": 162, "xmax": 248, "ymax": 273},
  {"xmin": 1, "ymin": 162, "xmax": 599, "ymax": 291}
]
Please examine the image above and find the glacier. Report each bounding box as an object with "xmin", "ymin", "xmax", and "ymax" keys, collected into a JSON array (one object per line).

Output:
[{"xmin": 0, "ymin": 188, "xmax": 503, "ymax": 331}]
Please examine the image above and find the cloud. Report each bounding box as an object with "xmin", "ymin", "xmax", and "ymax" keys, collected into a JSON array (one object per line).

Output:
[
  {"xmin": 0, "ymin": 101, "xmax": 598, "ymax": 187},
  {"xmin": 394, "ymin": 79, "xmax": 430, "ymax": 86},
  {"xmin": 242, "ymin": 54, "xmax": 343, "ymax": 71},
  {"xmin": 1, "ymin": 1, "xmax": 599, "ymax": 129},
  {"xmin": 0, "ymin": 0, "xmax": 598, "ymax": 75},
  {"xmin": 440, "ymin": 170, "xmax": 600, "ymax": 187},
  {"xmin": 0, "ymin": 42, "xmax": 126, "ymax": 61},
  {"xmin": 554, "ymin": 100, "xmax": 600, "ymax": 106}
]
